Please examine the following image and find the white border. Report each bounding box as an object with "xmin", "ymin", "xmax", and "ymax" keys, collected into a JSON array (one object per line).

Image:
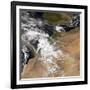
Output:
[{"xmin": 16, "ymin": 6, "xmax": 85, "ymax": 85}]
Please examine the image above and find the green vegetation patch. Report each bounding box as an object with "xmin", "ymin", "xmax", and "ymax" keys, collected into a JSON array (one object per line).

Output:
[{"xmin": 44, "ymin": 12, "xmax": 71, "ymax": 25}]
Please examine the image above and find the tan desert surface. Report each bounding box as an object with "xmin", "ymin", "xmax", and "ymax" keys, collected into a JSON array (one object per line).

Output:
[{"xmin": 21, "ymin": 29, "xmax": 80, "ymax": 79}]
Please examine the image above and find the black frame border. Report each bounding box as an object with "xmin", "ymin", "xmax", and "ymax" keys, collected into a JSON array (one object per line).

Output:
[{"xmin": 11, "ymin": 1, "xmax": 88, "ymax": 89}]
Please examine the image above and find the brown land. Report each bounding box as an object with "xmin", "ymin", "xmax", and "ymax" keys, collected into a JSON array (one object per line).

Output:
[
  {"xmin": 21, "ymin": 30, "xmax": 80, "ymax": 79},
  {"xmin": 58, "ymin": 32, "xmax": 80, "ymax": 76}
]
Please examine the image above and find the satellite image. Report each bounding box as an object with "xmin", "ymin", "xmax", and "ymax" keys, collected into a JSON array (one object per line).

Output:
[{"xmin": 20, "ymin": 10, "xmax": 80, "ymax": 79}]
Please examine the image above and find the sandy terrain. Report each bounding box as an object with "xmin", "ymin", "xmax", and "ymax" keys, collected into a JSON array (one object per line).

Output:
[{"xmin": 21, "ymin": 31, "xmax": 80, "ymax": 79}]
